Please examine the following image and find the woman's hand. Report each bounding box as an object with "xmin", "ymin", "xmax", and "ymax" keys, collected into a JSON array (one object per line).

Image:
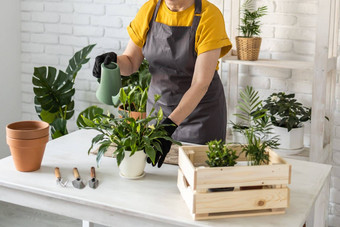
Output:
[{"xmin": 92, "ymin": 52, "xmax": 117, "ymax": 79}]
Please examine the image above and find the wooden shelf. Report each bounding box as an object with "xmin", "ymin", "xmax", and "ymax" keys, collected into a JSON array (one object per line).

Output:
[
  {"xmin": 222, "ymin": 56, "xmax": 314, "ymax": 70},
  {"xmin": 274, "ymin": 147, "xmax": 310, "ymax": 161}
]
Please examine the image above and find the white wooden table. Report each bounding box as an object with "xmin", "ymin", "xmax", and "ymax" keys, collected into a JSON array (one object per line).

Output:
[{"xmin": 0, "ymin": 130, "xmax": 331, "ymax": 227}]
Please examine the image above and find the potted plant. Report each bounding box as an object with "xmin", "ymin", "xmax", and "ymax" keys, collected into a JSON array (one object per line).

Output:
[
  {"xmin": 236, "ymin": 0, "xmax": 267, "ymax": 61},
  {"xmin": 79, "ymin": 94, "xmax": 181, "ymax": 179},
  {"xmin": 231, "ymin": 86, "xmax": 267, "ymax": 143},
  {"xmin": 263, "ymin": 92, "xmax": 311, "ymax": 150},
  {"xmin": 113, "ymin": 59, "xmax": 151, "ymax": 119},
  {"xmin": 32, "ymin": 44, "xmax": 95, "ymax": 139},
  {"xmin": 205, "ymin": 140, "xmax": 239, "ymax": 192}
]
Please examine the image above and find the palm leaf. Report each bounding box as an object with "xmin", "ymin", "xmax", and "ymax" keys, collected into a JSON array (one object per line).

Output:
[{"xmin": 66, "ymin": 44, "xmax": 96, "ymax": 82}]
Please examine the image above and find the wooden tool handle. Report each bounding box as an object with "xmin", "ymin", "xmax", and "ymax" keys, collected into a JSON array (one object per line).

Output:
[
  {"xmin": 73, "ymin": 167, "xmax": 80, "ymax": 179},
  {"xmin": 91, "ymin": 167, "xmax": 96, "ymax": 178},
  {"xmin": 55, "ymin": 167, "xmax": 61, "ymax": 179}
]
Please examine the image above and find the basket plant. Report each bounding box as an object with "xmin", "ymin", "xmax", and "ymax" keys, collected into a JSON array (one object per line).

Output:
[
  {"xmin": 78, "ymin": 94, "xmax": 181, "ymax": 178},
  {"xmin": 236, "ymin": 0, "xmax": 267, "ymax": 60},
  {"xmin": 263, "ymin": 92, "xmax": 311, "ymax": 150}
]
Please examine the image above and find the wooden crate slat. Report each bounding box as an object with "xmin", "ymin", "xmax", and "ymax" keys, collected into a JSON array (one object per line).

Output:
[
  {"xmin": 196, "ymin": 164, "xmax": 290, "ymax": 189},
  {"xmin": 195, "ymin": 188, "xmax": 289, "ymax": 214},
  {"xmin": 178, "ymin": 148, "xmax": 196, "ymax": 189},
  {"xmin": 193, "ymin": 208, "xmax": 286, "ymax": 220}
]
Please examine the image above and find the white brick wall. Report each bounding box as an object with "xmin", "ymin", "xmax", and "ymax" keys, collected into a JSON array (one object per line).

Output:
[{"xmin": 18, "ymin": 0, "xmax": 340, "ymax": 225}]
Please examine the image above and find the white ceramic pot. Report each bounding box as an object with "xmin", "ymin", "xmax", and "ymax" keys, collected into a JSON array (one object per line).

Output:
[
  {"xmin": 273, "ymin": 126, "xmax": 304, "ymax": 150},
  {"xmin": 119, "ymin": 150, "xmax": 146, "ymax": 179},
  {"xmin": 232, "ymin": 131, "xmax": 247, "ymax": 144}
]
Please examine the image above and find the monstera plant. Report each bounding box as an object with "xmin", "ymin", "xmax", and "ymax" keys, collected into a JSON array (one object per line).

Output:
[{"xmin": 32, "ymin": 44, "xmax": 95, "ymax": 139}]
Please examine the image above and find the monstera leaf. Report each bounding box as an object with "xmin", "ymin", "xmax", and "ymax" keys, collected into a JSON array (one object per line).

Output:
[
  {"xmin": 66, "ymin": 44, "xmax": 96, "ymax": 82},
  {"xmin": 33, "ymin": 67, "xmax": 75, "ymax": 121},
  {"xmin": 76, "ymin": 106, "xmax": 104, "ymax": 128},
  {"xmin": 32, "ymin": 44, "xmax": 96, "ymax": 139}
]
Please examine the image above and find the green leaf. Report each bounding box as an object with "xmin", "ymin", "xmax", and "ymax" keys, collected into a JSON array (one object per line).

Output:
[
  {"xmin": 77, "ymin": 106, "xmax": 104, "ymax": 128},
  {"xmin": 50, "ymin": 118, "xmax": 68, "ymax": 139},
  {"xmin": 157, "ymin": 107, "xmax": 163, "ymax": 122},
  {"xmin": 96, "ymin": 141, "xmax": 111, "ymax": 166},
  {"xmin": 145, "ymin": 145, "xmax": 156, "ymax": 164},
  {"xmin": 81, "ymin": 115, "xmax": 96, "ymax": 128},
  {"xmin": 66, "ymin": 44, "xmax": 96, "ymax": 81},
  {"xmin": 87, "ymin": 134, "xmax": 105, "ymax": 155},
  {"xmin": 40, "ymin": 109, "xmax": 59, "ymax": 124}
]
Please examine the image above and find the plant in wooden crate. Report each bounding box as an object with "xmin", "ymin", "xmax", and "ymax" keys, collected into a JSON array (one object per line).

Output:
[
  {"xmin": 78, "ymin": 94, "xmax": 181, "ymax": 179},
  {"xmin": 236, "ymin": 0, "xmax": 267, "ymax": 60},
  {"xmin": 262, "ymin": 92, "xmax": 311, "ymax": 150},
  {"xmin": 32, "ymin": 44, "xmax": 95, "ymax": 139},
  {"xmin": 205, "ymin": 140, "xmax": 238, "ymax": 167},
  {"xmin": 231, "ymin": 86, "xmax": 268, "ymax": 143},
  {"xmin": 232, "ymin": 86, "xmax": 279, "ymax": 165},
  {"xmin": 205, "ymin": 139, "xmax": 239, "ymax": 192}
]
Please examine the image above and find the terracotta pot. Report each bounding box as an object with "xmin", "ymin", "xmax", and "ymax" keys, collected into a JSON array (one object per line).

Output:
[
  {"xmin": 6, "ymin": 121, "xmax": 49, "ymax": 140},
  {"xmin": 6, "ymin": 136, "xmax": 49, "ymax": 172},
  {"xmin": 118, "ymin": 106, "xmax": 146, "ymax": 120}
]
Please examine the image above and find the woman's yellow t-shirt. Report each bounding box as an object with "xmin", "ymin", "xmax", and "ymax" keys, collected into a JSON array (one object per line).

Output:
[{"xmin": 127, "ymin": 0, "xmax": 232, "ymax": 61}]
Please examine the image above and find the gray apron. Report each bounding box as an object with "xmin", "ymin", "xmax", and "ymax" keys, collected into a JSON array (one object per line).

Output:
[{"xmin": 143, "ymin": 0, "xmax": 226, "ymax": 144}]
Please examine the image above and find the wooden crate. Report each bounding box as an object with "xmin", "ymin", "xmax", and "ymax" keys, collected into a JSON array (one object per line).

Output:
[{"xmin": 177, "ymin": 145, "xmax": 291, "ymax": 220}]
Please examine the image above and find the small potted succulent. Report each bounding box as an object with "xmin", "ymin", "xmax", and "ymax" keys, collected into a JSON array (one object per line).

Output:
[
  {"xmin": 263, "ymin": 92, "xmax": 311, "ymax": 150},
  {"xmin": 205, "ymin": 140, "xmax": 239, "ymax": 192},
  {"xmin": 79, "ymin": 94, "xmax": 181, "ymax": 179},
  {"xmin": 236, "ymin": 0, "xmax": 267, "ymax": 60}
]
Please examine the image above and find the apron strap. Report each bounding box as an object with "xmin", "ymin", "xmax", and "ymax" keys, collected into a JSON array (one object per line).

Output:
[
  {"xmin": 149, "ymin": 0, "xmax": 162, "ymax": 30},
  {"xmin": 191, "ymin": 0, "xmax": 202, "ymax": 31}
]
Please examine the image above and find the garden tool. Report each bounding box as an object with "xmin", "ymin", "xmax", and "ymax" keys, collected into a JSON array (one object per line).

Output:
[
  {"xmin": 72, "ymin": 167, "xmax": 86, "ymax": 189},
  {"xmin": 54, "ymin": 167, "xmax": 68, "ymax": 187},
  {"xmin": 89, "ymin": 167, "xmax": 99, "ymax": 189}
]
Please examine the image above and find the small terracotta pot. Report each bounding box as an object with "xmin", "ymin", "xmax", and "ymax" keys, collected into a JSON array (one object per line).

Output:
[
  {"xmin": 6, "ymin": 121, "xmax": 49, "ymax": 140},
  {"xmin": 6, "ymin": 135, "xmax": 49, "ymax": 172},
  {"xmin": 118, "ymin": 106, "xmax": 146, "ymax": 120}
]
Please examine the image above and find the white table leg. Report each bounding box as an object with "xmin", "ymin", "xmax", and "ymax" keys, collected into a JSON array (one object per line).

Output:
[
  {"xmin": 307, "ymin": 174, "xmax": 331, "ymax": 227},
  {"xmin": 82, "ymin": 220, "xmax": 94, "ymax": 227}
]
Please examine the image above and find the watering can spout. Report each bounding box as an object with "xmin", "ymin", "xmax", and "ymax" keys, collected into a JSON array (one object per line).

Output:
[{"xmin": 96, "ymin": 62, "xmax": 122, "ymax": 106}]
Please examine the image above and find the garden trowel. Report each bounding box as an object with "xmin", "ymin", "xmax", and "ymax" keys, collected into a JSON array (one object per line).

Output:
[
  {"xmin": 72, "ymin": 167, "xmax": 85, "ymax": 189},
  {"xmin": 55, "ymin": 167, "xmax": 68, "ymax": 187},
  {"xmin": 89, "ymin": 166, "xmax": 99, "ymax": 189}
]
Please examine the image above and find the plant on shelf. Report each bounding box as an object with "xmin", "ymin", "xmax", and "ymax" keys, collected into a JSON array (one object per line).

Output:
[
  {"xmin": 32, "ymin": 44, "xmax": 95, "ymax": 139},
  {"xmin": 263, "ymin": 92, "xmax": 311, "ymax": 131},
  {"xmin": 232, "ymin": 86, "xmax": 279, "ymax": 165},
  {"xmin": 236, "ymin": 0, "xmax": 267, "ymax": 60},
  {"xmin": 205, "ymin": 140, "xmax": 238, "ymax": 167},
  {"xmin": 262, "ymin": 92, "xmax": 311, "ymax": 150},
  {"xmin": 78, "ymin": 94, "xmax": 181, "ymax": 178}
]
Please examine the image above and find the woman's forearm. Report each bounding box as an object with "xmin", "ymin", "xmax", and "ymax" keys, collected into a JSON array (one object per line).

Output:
[
  {"xmin": 169, "ymin": 48, "xmax": 221, "ymax": 125},
  {"xmin": 169, "ymin": 81, "xmax": 210, "ymax": 125},
  {"xmin": 117, "ymin": 39, "xmax": 144, "ymax": 76}
]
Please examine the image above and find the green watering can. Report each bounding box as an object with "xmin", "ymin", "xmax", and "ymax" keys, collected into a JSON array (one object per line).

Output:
[{"xmin": 96, "ymin": 62, "xmax": 122, "ymax": 106}]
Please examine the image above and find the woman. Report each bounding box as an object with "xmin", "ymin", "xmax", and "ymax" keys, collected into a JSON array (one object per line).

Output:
[{"xmin": 93, "ymin": 0, "xmax": 232, "ymax": 167}]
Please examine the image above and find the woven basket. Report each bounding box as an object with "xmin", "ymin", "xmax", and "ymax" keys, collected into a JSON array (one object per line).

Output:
[{"xmin": 235, "ymin": 36, "xmax": 262, "ymax": 61}]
